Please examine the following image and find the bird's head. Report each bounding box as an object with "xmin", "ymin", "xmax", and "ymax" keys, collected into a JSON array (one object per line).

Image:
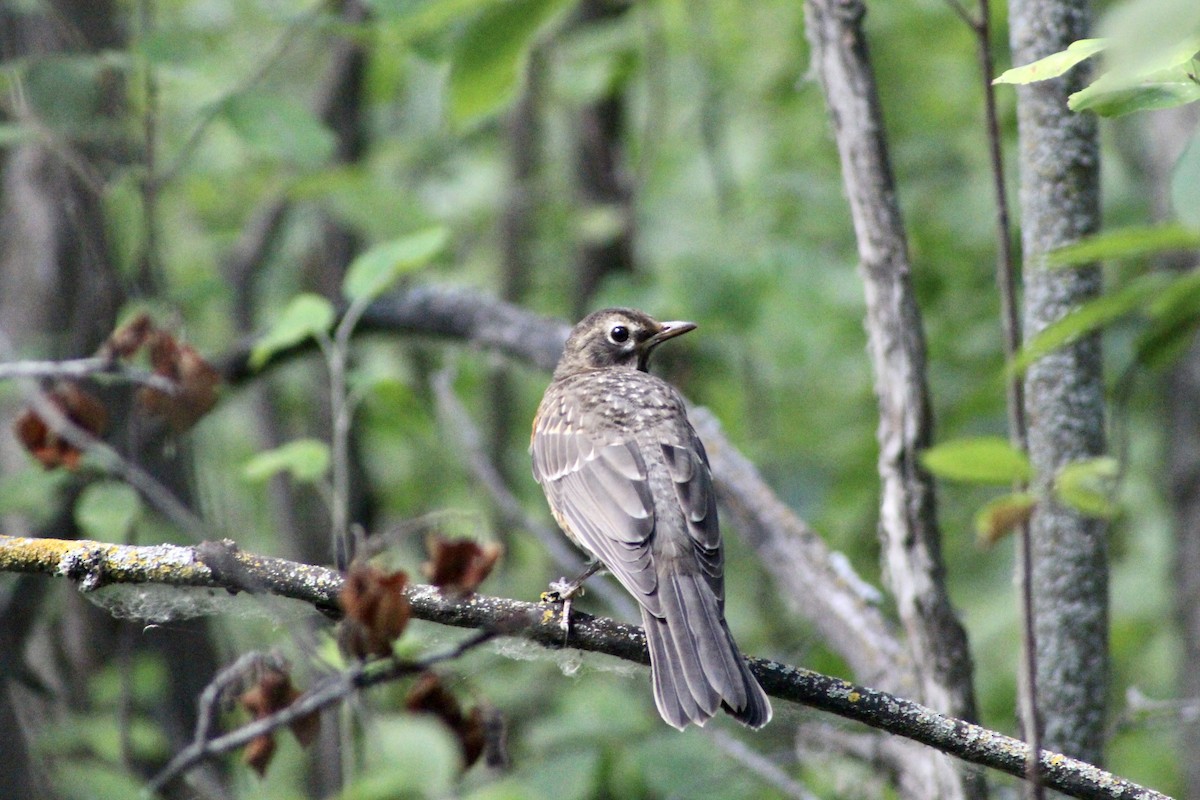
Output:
[{"xmin": 554, "ymin": 308, "xmax": 697, "ymax": 378}]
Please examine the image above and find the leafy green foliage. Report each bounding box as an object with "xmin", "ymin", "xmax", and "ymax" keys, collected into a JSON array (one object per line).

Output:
[
  {"xmin": 993, "ymin": 38, "xmax": 1108, "ymax": 85},
  {"xmin": 249, "ymin": 293, "xmax": 336, "ymax": 369},
  {"xmin": 243, "ymin": 439, "xmax": 331, "ymax": 483},
  {"xmin": 222, "ymin": 91, "xmax": 337, "ymax": 166},
  {"xmin": 1054, "ymin": 457, "xmax": 1120, "ymax": 518},
  {"xmin": 994, "ymin": 32, "xmax": 1200, "ymax": 117},
  {"xmin": 74, "ymin": 481, "xmax": 143, "ymax": 541},
  {"xmin": 922, "ymin": 437, "xmax": 1033, "ymax": 485},
  {"xmin": 343, "ymin": 226, "xmax": 449, "ymax": 303},
  {"xmin": 1015, "ymin": 273, "xmax": 1171, "ymax": 372},
  {"xmin": 1047, "ymin": 224, "xmax": 1200, "ymax": 268},
  {"xmin": 448, "ymin": 0, "xmax": 573, "ymax": 125}
]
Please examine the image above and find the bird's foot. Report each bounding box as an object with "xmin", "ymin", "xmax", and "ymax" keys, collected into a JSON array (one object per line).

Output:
[
  {"xmin": 540, "ymin": 578, "xmax": 585, "ymax": 639},
  {"xmin": 540, "ymin": 577, "xmax": 586, "ymax": 604},
  {"xmin": 539, "ymin": 562, "xmax": 602, "ymax": 640}
]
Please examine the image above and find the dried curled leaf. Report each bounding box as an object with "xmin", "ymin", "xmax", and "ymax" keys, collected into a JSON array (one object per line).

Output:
[
  {"xmin": 136, "ymin": 331, "xmax": 221, "ymax": 432},
  {"xmin": 405, "ymin": 672, "xmax": 489, "ymax": 769},
  {"xmin": 238, "ymin": 667, "xmax": 319, "ymax": 776},
  {"xmin": 338, "ymin": 562, "xmax": 411, "ymax": 659},
  {"xmin": 101, "ymin": 312, "xmax": 154, "ymax": 359},
  {"xmin": 243, "ymin": 732, "xmax": 276, "ymax": 777},
  {"xmin": 14, "ymin": 382, "xmax": 108, "ymax": 470},
  {"xmin": 422, "ymin": 535, "xmax": 502, "ymax": 596}
]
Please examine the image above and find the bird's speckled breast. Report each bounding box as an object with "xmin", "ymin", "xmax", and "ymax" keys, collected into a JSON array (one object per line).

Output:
[{"xmin": 546, "ymin": 368, "xmax": 688, "ymax": 434}]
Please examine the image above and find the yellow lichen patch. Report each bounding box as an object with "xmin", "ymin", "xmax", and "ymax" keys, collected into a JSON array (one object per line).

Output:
[
  {"xmin": 541, "ymin": 608, "xmax": 558, "ymax": 625},
  {"xmin": 848, "ymin": 691, "xmax": 861, "ymax": 702}
]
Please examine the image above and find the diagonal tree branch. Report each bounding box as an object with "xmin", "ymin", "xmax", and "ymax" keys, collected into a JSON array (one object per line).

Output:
[{"xmin": 0, "ymin": 533, "xmax": 1170, "ymax": 800}]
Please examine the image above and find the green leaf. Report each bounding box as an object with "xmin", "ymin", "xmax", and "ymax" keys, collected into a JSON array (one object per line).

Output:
[
  {"xmin": 342, "ymin": 226, "xmax": 449, "ymax": 303},
  {"xmin": 1047, "ymin": 224, "xmax": 1200, "ymax": 267},
  {"xmin": 1054, "ymin": 457, "xmax": 1119, "ymax": 518},
  {"xmin": 993, "ymin": 39, "xmax": 1108, "ymax": 85},
  {"xmin": 243, "ymin": 439, "xmax": 331, "ymax": 483},
  {"xmin": 75, "ymin": 481, "xmax": 142, "ymax": 541},
  {"xmin": 448, "ymin": 0, "xmax": 571, "ymax": 126},
  {"xmin": 1066, "ymin": 34, "xmax": 1200, "ymax": 116},
  {"xmin": 249, "ymin": 293, "xmax": 336, "ymax": 369},
  {"xmin": 1069, "ymin": 77, "xmax": 1200, "ymax": 116},
  {"xmin": 974, "ymin": 492, "xmax": 1037, "ymax": 547},
  {"xmin": 1131, "ymin": 270, "xmax": 1200, "ymax": 368},
  {"xmin": 0, "ymin": 467, "xmax": 69, "ymax": 521},
  {"xmin": 1172, "ymin": 128, "xmax": 1200, "ymax": 230},
  {"xmin": 1014, "ymin": 273, "xmax": 1171, "ymax": 372},
  {"xmin": 921, "ymin": 437, "xmax": 1033, "ymax": 485},
  {"xmin": 221, "ymin": 91, "xmax": 336, "ymax": 167}
]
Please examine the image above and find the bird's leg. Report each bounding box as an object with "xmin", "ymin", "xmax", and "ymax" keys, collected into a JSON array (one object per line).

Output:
[{"xmin": 540, "ymin": 560, "xmax": 603, "ymax": 637}]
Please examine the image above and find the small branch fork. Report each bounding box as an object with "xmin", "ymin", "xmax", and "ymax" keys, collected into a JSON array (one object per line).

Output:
[
  {"xmin": 0, "ymin": 534, "xmax": 1170, "ymax": 800},
  {"xmin": 146, "ymin": 629, "xmax": 499, "ymax": 793}
]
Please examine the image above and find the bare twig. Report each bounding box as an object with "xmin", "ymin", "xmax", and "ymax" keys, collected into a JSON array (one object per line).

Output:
[
  {"xmin": 707, "ymin": 728, "xmax": 819, "ymax": 800},
  {"xmin": 984, "ymin": 12, "xmax": 1045, "ymax": 800},
  {"xmin": 147, "ymin": 629, "xmax": 499, "ymax": 792},
  {"xmin": 17, "ymin": 382, "xmax": 207, "ymax": 538},
  {"xmin": 137, "ymin": 0, "xmax": 162, "ymax": 292},
  {"xmin": 0, "ymin": 533, "xmax": 1170, "ymax": 800},
  {"xmin": 0, "ymin": 356, "xmax": 177, "ymax": 393},
  {"xmin": 948, "ymin": 0, "xmax": 1043, "ymax": 790}
]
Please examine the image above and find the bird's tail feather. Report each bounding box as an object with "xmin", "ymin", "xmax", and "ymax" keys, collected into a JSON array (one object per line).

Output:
[{"xmin": 643, "ymin": 572, "xmax": 772, "ymax": 730}]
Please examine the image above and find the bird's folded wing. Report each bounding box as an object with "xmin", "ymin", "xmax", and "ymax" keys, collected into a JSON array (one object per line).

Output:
[
  {"xmin": 532, "ymin": 406, "xmax": 660, "ymax": 608},
  {"xmin": 660, "ymin": 438, "xmax": 724, "ymax": 594}
]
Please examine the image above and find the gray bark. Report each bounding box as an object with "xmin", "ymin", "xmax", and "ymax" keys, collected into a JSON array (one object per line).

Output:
[
  {"xmin": 803, "ymin": 0, "xmax": 983, "ymax": 796},
  {"xmin": 1008, "ymin": 0, "xmax": 1108, "ymax": 767}
]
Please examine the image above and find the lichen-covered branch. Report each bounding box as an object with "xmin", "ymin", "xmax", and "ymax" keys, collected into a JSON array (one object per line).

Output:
[{"xmin": 0, "ymin": 534, "xmax": 1171, "ymax": 800}]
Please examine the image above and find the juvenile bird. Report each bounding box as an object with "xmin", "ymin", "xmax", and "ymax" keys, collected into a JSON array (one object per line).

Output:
[{"xmin": 531, "ymin": 308, "xmax": 771, "ymax": 730}]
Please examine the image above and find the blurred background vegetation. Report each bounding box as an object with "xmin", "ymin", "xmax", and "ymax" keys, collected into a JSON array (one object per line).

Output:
[{"xmin": 0, "ymin": 0, "xmax": 1196, "ymax": 797}]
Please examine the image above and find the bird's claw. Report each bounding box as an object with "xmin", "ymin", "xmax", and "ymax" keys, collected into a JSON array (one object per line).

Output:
[{"xmin": 540, "ymin": 577, "xmax": 585, "ymax": 639}]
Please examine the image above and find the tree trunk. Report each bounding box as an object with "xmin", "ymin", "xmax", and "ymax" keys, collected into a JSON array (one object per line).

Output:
[{"xmin": 1008, "ymin": 0, "xmax": 1108, "ymax": 769}]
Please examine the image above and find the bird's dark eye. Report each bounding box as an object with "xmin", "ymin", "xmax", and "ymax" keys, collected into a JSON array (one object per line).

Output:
[{"xmin": 608, "ymin": 325, "xmax": 630, "ymax": 344}]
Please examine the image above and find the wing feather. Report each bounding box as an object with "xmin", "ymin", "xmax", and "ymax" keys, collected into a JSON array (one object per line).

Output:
[
  {"xmin": 660, "ymin": 440, "xmax": 723, "ymax": 587},
  {"xmin": 532, "ymin": 392, "xmax": 660, "ymax": 608}
]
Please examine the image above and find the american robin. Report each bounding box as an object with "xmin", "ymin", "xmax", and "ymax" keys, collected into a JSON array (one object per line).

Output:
[{"xmin": 531, "ymin": 308, "xmax": 772, "ymax": 730}]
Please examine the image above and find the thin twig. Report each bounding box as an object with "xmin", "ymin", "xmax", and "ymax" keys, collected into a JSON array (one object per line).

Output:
[
  {"xmin": 138, "ymin": 0, "xmax": 162, "ymax": 291},
  {"xmin": 146, "ymin": 629, "xmax": 499, "ymax": 793},
  {"xmin": 957, "ymin": 0, "xmax": 1043, "ymax": 791},
  {"xmin": 326, "ymin": 291, "xmax": 378, "ymax": 570},
  {"xmin": 707, "ymin": 728, "xmax": 820, "ymax": 800},
  {"xmin": 0, "ymin": 356, "xmax": 177, "ymax": 393}
]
